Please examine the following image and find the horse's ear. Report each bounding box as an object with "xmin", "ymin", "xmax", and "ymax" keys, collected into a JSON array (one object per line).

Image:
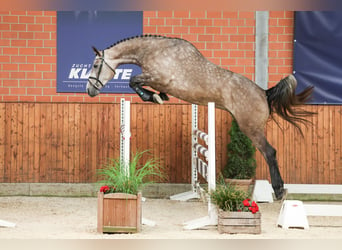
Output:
[{"xmin": 92, "ymin": 46, "xmax": 101, "ymax": 56}]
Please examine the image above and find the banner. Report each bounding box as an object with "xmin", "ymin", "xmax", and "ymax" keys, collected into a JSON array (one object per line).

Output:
[
  {"xmin": 294, "ymin": 11, "xmax": 342, "ymax": 104},
  {"xmin": 57, "ymin": 11, "xmax": 142, "ymax": 93}
]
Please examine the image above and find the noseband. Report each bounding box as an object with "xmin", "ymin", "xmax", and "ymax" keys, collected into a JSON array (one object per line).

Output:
[{"xmin": 88, "ymin": 50, "xmax": 116, "ymax": 90}]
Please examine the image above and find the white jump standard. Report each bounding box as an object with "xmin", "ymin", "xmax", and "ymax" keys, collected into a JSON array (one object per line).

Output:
[
  {"xmin": 119, "ymin": 98, "xmax": 156, "ymax": 227},
  {"xmin": 181, "ymin": 103, "xmax": 218, "ymax": 230}
]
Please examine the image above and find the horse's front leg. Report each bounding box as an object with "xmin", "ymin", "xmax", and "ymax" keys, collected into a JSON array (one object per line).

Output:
[{"xmin": 129, "ymin": 75, "xmax": 167, "ymax": 104}]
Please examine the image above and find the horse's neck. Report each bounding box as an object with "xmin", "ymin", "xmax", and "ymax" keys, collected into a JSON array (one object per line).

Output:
[{"xmin": 105, "ymin": 37, "xmax": 154, "ymax": 60}]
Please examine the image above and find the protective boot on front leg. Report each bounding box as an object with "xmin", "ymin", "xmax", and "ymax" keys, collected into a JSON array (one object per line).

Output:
[
  {"xmin": 131, "ymin": 85, "xmax": 164, "ymax": 104},
  {"xmin": 131, "ymin": 85, "xmax": 154, "ymax": 102}
]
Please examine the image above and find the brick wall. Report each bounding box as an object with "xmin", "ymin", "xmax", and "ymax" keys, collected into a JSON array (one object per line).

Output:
[
  {"xmin": 1, "ymin": 11, "xmax": 57, "ymax": 102},
  {"xmin": 0, "ymin": 10, "xmax": 294, "ymax": 103},
  {"xmin": 268, "ymin": 11, "xmax": 294, "ymax": 87},
  {"xmin": 144, "ymin": 11, "xmax": 256, "ymax": 80}
]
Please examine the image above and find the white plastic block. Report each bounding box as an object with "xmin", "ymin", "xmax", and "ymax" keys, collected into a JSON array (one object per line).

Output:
[
  {"xmin": 0, "ymin": 219, "xmax": 16, "ymax": 228},
  {"xmin": 277, "ymin": 200, "xmax": 309, "ymax": 229},
  {"xmin": 252, "ymin": 180, "xmax": 274, "ymax": 203},
  {"xmin": 142, "ymin": 217, "xmax": 156, "ymax": 227}
]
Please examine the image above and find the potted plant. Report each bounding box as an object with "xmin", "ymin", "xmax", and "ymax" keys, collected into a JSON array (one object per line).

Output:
[
  {"xmin": 210, "ymin": 183, "xmax": 261, "ymax": 234},
  {"xmin": 223, "ymin": 119, "xmax": 257, "ymax": 192},
  {"xmin": 96, "ymin": 150, "xmax": 165, "ymax": 233}
]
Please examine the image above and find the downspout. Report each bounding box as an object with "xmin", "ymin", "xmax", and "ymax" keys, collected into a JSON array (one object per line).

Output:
[{"xmin": 255, "ymin": 11, "xmax": 269, "ymax": 90}]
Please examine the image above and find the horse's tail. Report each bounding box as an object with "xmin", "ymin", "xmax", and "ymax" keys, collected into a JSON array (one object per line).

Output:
[{"xmin": 266, "ymin": 74, "xmax": 315, "ymax": 136}]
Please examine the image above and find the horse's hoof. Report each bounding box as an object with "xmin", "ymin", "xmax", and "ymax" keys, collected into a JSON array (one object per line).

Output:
[
  {"xmin": 153, "ymin": 94, "xmax": 164, "ymax": 104},
  {"xmin": 280, "ymin": 188, "xmax": 288, "ymax": 203},
  {"xmin": 275, "ymin": 188, "xmax": 288, "ymax": 201},
  {"xmin": 159, "ymin": 92, "xmax": 169, "ymax": 101}
]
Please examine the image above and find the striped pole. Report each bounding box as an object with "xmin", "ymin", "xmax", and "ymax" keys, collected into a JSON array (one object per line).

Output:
[{"xmin": 120, "ymin": 98, "xmax": 130, "ymax": 177}]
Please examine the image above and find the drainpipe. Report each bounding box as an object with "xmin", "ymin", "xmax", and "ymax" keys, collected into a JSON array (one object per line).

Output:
[{"xmin": 255, "ymin": 11, "xmax": 269, "ymax": 90}]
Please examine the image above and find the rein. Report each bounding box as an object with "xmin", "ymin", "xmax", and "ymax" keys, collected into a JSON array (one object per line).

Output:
[{"xmin": 88, "ymin": 50, "xmax": 116, "ymax": 90}]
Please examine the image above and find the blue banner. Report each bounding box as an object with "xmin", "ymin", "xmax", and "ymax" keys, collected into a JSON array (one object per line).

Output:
[
  {"xmin": 57, "ymin": 11, "xmax": 142, "ymax": 93},
  {"xmin": 294, "ymin": 11, "xmax": 342, "ymax": 104}
]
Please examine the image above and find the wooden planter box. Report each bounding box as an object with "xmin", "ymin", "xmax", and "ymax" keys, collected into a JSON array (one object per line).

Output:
[
  {"xmin": 97, "ymin": 192, "xmax": 142, "ymax": 233},
  {"xmin": 224, "ymin": 179, "xmax": 253, "ymax": 193},
  {"xmin": 218, "ymin": 209, "xmax": 261, "ymax": 234}
]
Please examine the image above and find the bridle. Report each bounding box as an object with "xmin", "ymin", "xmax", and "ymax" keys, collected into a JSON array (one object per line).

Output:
[{"xmin": 88, "ymin": 50, "xmax": 116, "ymax": 90}]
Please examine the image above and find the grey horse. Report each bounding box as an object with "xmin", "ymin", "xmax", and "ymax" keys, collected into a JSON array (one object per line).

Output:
[{"xmin": 87, "ymin": 35, "xmax": 314, "ymax": 200}]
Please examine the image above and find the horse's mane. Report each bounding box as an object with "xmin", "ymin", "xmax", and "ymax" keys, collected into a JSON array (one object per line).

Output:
[{"xmin": 105, "ymin": 34, "xmax": 182, "ymax": 50}]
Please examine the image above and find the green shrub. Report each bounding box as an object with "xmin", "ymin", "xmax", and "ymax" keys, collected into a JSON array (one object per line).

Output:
[{"xmin": 223, "ymin": 119, "xmax": 257, "ymax": 179}]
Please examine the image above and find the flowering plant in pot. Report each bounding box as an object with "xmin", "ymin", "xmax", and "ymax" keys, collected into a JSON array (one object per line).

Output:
[
  {"xmin": 210, "ymin": 183, "xmax": 261, "ymax": 234},
  {"xmin": 96, "ymin": 150, "xmax": 165, "ymax": 233}
]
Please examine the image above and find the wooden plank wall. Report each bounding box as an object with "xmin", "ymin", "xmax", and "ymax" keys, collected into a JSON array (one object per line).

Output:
[
  {"xmin": 0, "ymin": 102, "xmax": 341, "ymax": 184},
  {"xmin": 0, "ymin": 102, "xmax": 231, "ymax": 183},
  {"xmin": 257, "ymin": 105, "xmax": 342, "ymax": 185}
]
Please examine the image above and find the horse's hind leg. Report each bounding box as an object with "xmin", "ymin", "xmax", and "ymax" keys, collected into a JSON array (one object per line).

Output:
[
  {"xmin": 247, "ymin": 131, "xmax": 286, "ymax": 200},
  {"xmin": 261, "ymin": 140, "xmax": 286, "ymax": 200},
  {"xmin": 129, "ymin": 75, "xmax": 167, "ymax": 104}
]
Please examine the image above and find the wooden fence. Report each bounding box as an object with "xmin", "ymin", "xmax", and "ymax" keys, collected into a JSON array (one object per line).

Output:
[
  {"xmin": 258, "ymin": 105, "xmax": 342, "ymax": 185},
  {"xmin": 0, "ymin": 102, "xmax": 341, "ymax": 184}
]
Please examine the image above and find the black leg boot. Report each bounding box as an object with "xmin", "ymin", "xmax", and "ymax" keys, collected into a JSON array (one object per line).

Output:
[{"xmin": 131, "ymin": 85, "xmax": 162, "ymax": 104}]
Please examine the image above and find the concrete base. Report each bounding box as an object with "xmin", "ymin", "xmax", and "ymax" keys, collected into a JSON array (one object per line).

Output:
[
  {"xmin": 1, "ymin": 183, "xmax": 342, "ymax": 201},
  {"xmin": 0, "ymin": 183, "xmax": 97, "ymax": 197},
  {"xmin": 0, "ymin": 183, "xmax": 192, "ymax": 198}
]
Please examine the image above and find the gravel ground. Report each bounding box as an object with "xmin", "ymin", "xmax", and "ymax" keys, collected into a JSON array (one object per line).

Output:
[{"xmin": 0, "ymin": 196, "xmax": 341, "ymax": 239}]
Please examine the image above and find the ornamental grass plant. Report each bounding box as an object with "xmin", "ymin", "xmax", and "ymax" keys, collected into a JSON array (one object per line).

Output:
[
  {"xmin": 96, "ymin": 150, "xmax": 165, "ymax": 195},
  {"xmin": 210, "ymin": 181, "xmax": 259, "ymax": 213}
]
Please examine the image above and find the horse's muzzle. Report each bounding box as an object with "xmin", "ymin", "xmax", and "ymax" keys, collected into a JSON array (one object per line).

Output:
[{"xmin": 86, "ymin": 84, "xmax": 100, "ymax": 97}]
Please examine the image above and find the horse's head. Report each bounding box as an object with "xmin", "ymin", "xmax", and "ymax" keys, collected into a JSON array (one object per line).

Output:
[{"xmin": 86, "ymin": 46, "xmax": 116, "ymax": 97}]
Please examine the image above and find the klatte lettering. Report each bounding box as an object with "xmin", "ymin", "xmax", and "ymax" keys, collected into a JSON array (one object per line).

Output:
[{"xmin": 68, "ymin": 67, "xmax": 133, "ymax": 80}]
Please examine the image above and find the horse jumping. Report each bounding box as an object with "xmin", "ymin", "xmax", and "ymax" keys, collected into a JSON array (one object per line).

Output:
[{"xmin": 87, "ymin": 35, "xmax": 314, "ymax": 200}]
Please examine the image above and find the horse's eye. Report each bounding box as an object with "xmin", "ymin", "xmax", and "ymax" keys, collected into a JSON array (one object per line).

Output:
[{"xmin": 94, "ymin": 64, "xmax": 98, "ymax": 69}]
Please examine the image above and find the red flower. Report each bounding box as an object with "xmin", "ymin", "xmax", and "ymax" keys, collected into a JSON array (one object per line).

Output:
[
  {"xmin": 246, "ymin": 201, "xmax": 259, "ymax": 213},
  {"xmin": 252, "ymin": 207, "xmax": 259, "ymax": 214},
  {"xmin": 242, "ymin": 199, "xmax": 250, "ymax": 207},
  {"xmin": 100, "ymin": 185, "xmax": 110, "ymax": 193},
  {"xmin": 242, "ymin": 199, "xmax": 259, "ymax": 213}
]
